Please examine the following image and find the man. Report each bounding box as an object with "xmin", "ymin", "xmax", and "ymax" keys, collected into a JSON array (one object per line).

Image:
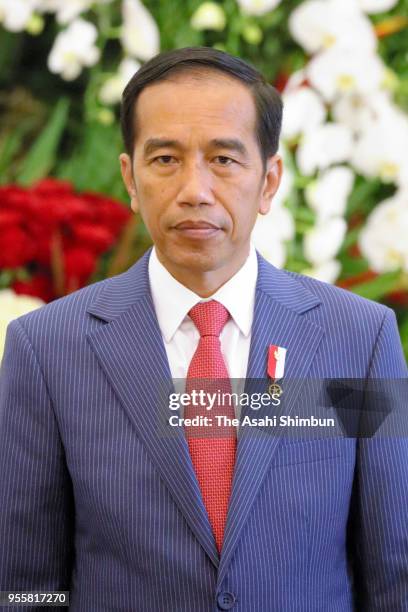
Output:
[{"xmin": 0, "ymin": 47, "xmax": 407, "ymax": 611}]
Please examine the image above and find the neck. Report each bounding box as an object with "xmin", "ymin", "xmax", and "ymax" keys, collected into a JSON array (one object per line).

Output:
[{"xmin": 155, "ymin": 246, "xmax": 250, "ymax": 297}]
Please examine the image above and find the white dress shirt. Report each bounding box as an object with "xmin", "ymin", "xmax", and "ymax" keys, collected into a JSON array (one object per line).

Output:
[{"xmin": 148, "ymin": 245, "xmax": 258, "ymax": 419}]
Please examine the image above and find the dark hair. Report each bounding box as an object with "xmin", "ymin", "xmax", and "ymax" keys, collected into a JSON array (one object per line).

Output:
[{"xmin": 120, "ymin": 47, "xmax": 283, "ymax": 169}]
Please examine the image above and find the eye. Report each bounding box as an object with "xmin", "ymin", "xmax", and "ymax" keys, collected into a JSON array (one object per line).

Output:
[
  {"xmin": 214, "ymin": 156, "xmax": 235, "ymax": 166},
  {"xmin": 153, "ymin": 155, "xmax": 176, "ymax": 165}
]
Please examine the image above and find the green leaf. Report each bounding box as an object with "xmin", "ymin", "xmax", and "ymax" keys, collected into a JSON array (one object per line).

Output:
[
  {"xmin": 0, "ymin": 29, "xmax": 21, "ymax": 81},
  {"xmin": 285, "ymin": 258, "xmax": 309, "ymax": 273},
  {"xmin": 0, "ymin": 118, "xmax": 37, "ymax": 183},
  {"xmin": 293, "ymin": 206, "xmax": 316, "ymax": 223},
  {"xmin": 351, "ymin": 270, "xmax": 402, "ymax": 301},
  {"xmin": 17, "ymin": 97, "xmax": 70, "ymax": 186},
  {"xmin": 56, "ymin": 120, "xmax": 127, "ymax": 200},
  {"xmin": 0, "ymin": 129, "xmax": 26, "ymax": 183},
  {"xmin": 339, "ymin": 226, "xmax": 361, "ymax": 252},
  {"xmin": 339, "ymin": 255, "xmax": 369, "ymax": 278},
  {"xmin": 0, "ymin": 269, "xmax": 13, "ymax": 288},
  {"xmin": 347, "ymin": 177, "xmax": 382, "ymax": 215}
]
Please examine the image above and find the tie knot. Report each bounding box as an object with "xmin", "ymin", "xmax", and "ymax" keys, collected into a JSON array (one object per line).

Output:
[{"xmin": 188, "ymin": 300, "xmax": 230, "ymax": 337}]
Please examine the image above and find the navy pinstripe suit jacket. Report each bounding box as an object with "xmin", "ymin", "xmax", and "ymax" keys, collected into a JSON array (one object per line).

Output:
[{"xmin": 1, "ymin": 249, "xmax": 407, "ymax": 611}]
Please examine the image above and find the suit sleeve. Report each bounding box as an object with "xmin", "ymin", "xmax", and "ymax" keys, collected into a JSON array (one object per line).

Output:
[
  {"xmin": 0, "ymin": 319, "xmax": 75, "ymax": 611},
  {"xmin": 349, "ymin": 307, "xmax": 408, "ymax": 611}
]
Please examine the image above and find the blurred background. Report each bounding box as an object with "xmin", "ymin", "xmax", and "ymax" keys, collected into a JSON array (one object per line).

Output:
[{"xmin": 0, "ymin": 0, "xmax": 407, "ymax": 360}]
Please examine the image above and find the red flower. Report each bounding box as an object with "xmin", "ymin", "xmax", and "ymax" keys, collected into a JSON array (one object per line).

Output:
[
  {"xmin": 0, "ymin": 227, "xmax": 36, "ymax": 268},
  {"xmin": 26, "ymin": 220, "xmax": 53, "ymax": 265},
  {"xmin": 12, "ymin": 274, "xmax": 55, "ymax": 303},
  {"xmin": 387, "ymin": 291, "xmax": 408, "ymax": 307},
  {"xmin": 64, "ymin": 247, "xmax": 97, "ymax": 292},
  {"xmin": 0, "ymin": 209, "xmax": 23, "ymax": 227},
  {"xmin": 0, "ymin": 178, "xmax": 132, "ymax": 301},
  {"xmin": 72, "ymin": 223, "xmax": 116, "ymax": 254},
  {"xmin": 81, "ymin": 192, "xmax": 131, "ymax": 233},
  {"xmin": 0, "ymin": 185, "xmax": 33, "ymax": 211},
  {"xmin": 31, "ymin": 178, "xmax": 74, "ymax": 196},
  {"xmin": 28, "ymin": 193, "xmax": 84, "ymax": 229},
  {"xmin": 336, "ymin": 270, "xmax": 378, "ymax": 289}
]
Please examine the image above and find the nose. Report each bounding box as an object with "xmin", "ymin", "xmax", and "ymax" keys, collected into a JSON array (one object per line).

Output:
[{"xmin": 175, "ymin": 161, "xmax": 216, "ymax": 207}]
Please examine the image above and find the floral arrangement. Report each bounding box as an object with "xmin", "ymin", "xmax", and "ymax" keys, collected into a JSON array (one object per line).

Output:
[
  {"xmin": 0, "ymin": 179, "xmax": 132, "ymax": 302},
  {"xmin": 0, "ymin": 0, "xmax": 407, "ymax": 358},
  {"xmin": 251, "ymin": 0, "xmax": 408, "ymax": 314}
]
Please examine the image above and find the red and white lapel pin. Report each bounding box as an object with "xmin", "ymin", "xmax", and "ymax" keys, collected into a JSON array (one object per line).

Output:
[{"xmin": 267, "ymin": 345, "xmax": 287, "ymax": 397}]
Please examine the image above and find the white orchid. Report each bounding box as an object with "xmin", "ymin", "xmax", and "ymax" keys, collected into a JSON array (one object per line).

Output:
[
  {"xmin": 302, "ymin": 259, "xmax": 342, "ymax": 284},
  {"xmin": 47, "ymin": 18, "xmax": 100, "ymax": 80},
  {"xmin": 304, "ymin": 216, "xmax": 347, "ymax": 265},
  {"xmin": 332, "ymin": 90, "xmax": 394, "ymax": 134},
  {"xmin": 307, "ymin": 47, "xmax": 386, "ymax": 103},
  {"xmin": 0, "ymin": 0, "xmax": 39, "ymax": 32},
  {"xmin": 39, "ymin": 0, "xmax": 111, "ymax": 24},
  {"xmin": 358, "ymin": 0, "xmax": 399, "ymax": 13},
  {"xmin": 359, "ymin": 189, "xmax": 408, "ymax": 273},
  {"xmin": 237, "ymin": 0, "xmax": 282, "ymax": 16},
  {"xmin": 305, "ymin": 166, "xmax": 354, "ymax": 220},
  {"xmin": 289, "ymin": 0, "xmax": 376, "ymax": 55},
  {"xmin": 121, "ymin": 0, "xmax": 160, "ymax": 61},
  {"xmin": 0, "ymin": 290, "xmax": 44, "ymax": 361},
  {"xmin": 351, "ymin": 111, "xmax": 408, "ymax": 186},
  {"xmin": 296, "ymin": 123, "xmax": 354, "ymax": 176},
  {"xmin": 282, "ymin": 87, "xmax": 327, "ymax": 140},
  {"xmin": 251, "ymin": 205, "xmax": 295, "ymax": 268},
  {"xmin": 99, "ymin": 57, "xmax": 140, "ymax": 105},
  {"xmin": 190, "ymin": 2, "xmax": 226, "ymax": 31},
  {"xmin": 254, "ymin": 204, "xmax": 295, "ymax": 243}
]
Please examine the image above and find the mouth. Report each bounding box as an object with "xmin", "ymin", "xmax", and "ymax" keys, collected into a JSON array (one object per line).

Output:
[{"xmin": 172, "ymin": 220, "xmax": 222, "ymax": 239}]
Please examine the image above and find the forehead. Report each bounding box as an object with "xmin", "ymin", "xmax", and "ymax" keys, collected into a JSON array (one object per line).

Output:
[{"xmin": 134, "ymin": 71, "xmax": 258, "ymax": 147}]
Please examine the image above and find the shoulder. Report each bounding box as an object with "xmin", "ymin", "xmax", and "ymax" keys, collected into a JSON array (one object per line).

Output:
[
  {"xmin": 274, "ymin": 266, "xmax": 398, "ymax": 363},
  {"xmin": 257, "ymin": 253, "xmax": 389, "ymax": 326},
  {"xmin": 279, "ymin": 269, "xmax": 406, "ymax": 376},
  {"xmin": 6, "ymin": 272, "xmax": 125, "ymax": 352},
  {"xmin": 9, "ymin": 249, "xmax": 151, "ymax": 336},
  {"xmin": 7, "ymin": 249, "xmax": 151, "ymax": 352},
  {"xmin": 11, "ymin": 277, "xmax": 109, "ymax": 332},
  {"xmin": 281, "ymin": 267, "xmax": 391, "ymax": 325}
]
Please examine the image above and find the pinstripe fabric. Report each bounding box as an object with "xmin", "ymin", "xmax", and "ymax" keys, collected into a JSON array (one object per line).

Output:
[{"xmin": 0, "ymin": 248, "xmax": 407, "ymax": 611}]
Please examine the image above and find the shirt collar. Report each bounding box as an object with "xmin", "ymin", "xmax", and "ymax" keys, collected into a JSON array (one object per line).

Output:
[{"xmin": 149, "ymin": 245, "xmax": 258, "ymax": 342}]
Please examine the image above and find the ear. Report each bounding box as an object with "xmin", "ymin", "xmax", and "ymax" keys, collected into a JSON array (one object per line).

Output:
[
  {"xmin": 258, "ymin": 154, "xmax": 283, "ymax": 216},
  {"xmin": 119, "ymin": 152, "xmax": 139, "ymax": 213}
]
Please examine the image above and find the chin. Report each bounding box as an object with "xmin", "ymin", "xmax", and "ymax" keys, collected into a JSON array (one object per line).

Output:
[{"xmin": 171, "ymin": 249, "xmax": 227, "ymax": 273}]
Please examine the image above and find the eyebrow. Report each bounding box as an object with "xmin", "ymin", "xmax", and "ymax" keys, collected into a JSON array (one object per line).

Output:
[{"xmin": 143, "ymin": 137, "xmax": 249, "ymax": 158}]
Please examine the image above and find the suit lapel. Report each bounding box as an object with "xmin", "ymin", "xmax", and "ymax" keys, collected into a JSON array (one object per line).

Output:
[
  {"xmin": 85, "ymin": 249, "xmax": 325, "ymax": 575},
  {"xmin": 85, "ymin": 250, "xmax": 219, "ymax": 567},
  {"xmin": 218, "ymin": 255, "xmax": 325, "ymax": 583}
]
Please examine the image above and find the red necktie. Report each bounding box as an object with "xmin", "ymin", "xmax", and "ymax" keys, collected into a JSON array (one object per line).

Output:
[{"xmin": 184, "ymin": 300, "xmax": 237, "ymax": 553}]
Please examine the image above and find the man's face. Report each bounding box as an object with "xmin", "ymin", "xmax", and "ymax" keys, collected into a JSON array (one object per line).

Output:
[{"xmin": 120, "ymin": 71, "xmax": 282, "ymax": 280}]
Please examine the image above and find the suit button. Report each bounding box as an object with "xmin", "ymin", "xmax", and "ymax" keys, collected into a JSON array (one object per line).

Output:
[{"xmin": 217, "ymin": 591, "xmax": 236, "ymax": 610}]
